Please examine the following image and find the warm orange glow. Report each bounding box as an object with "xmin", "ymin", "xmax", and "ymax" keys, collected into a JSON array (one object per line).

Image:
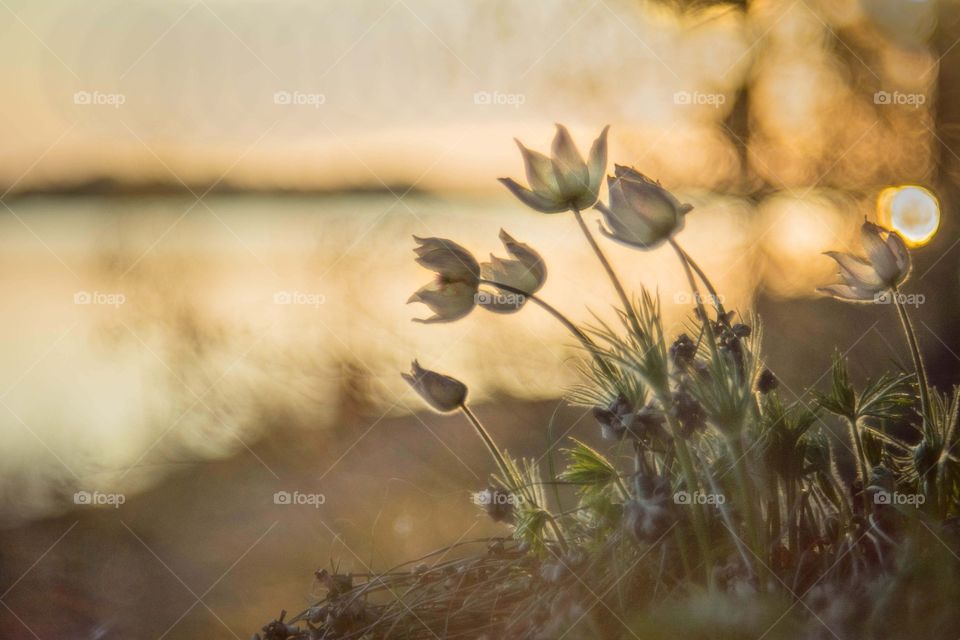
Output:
[{"xmin": 877, "ymin": 185, "xmax": 940, "ymax": 247}]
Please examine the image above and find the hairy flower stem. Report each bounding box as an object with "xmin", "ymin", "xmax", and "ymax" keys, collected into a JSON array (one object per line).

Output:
[
  {"xmin": 847, "ymin": 417, "xmax": 872, "ymax": 515},
  {"xmin": 572, "ymin": 207, "xmax": 642, "ymax": 334},
  {"xmin": 892, "ymin": 288, "xmax": 932, "ymax": 437},
  {"xmin": 671, "ymin": 241, "xmax": 725, "ymax": 316},
  {"xmin": 669, "ymin": 239, "xmax": 720, "ymax": 357},
  {"xmin": 460, "ymin": 404, "xmax": 519, "ymax": 491},
  {"xmin": 665, "ymin": 408, "xmax": 713, "ymax": 584},
  {"xmin": 461, "ymin": 404, "xmax": 569, "ymax": 551},
  {"xmin": 727, "ymin": 433, "xmax": 763, "ymax": 562},
  {"xmin": 480, "ymin": 279, "xmax": 613, "ymax": 376}
]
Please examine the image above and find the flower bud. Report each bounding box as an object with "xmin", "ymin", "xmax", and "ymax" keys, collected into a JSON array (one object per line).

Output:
[
  {"xmin": 756, "ymin": 368, "xmax": 778, "ymax": 394},
  {"xmin": 598, "ymin": 165, "xmax": 692, "ymax": 250},
  {"xmin": 401, "ymin": 360, "xmax": 467, "ymax": 413}
]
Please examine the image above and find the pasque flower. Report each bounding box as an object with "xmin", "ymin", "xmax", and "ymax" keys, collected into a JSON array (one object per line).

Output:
[
  {"xmin": 478, "ymin": 229, "xmax": 547, "ymax": 313},
  {"xmin": 598, "ymin": 165, "xmax": 693, "ymax": 249},
  {"xmin": 818, "ymin": 221, "xmax": 911, "ymax": 302},
  {"xmin": 402, "ymin": 360, "xmax": 468, "ymax": 412},
  {"xmin": 499, "ymin": 124, "xmax": 609, "ymax": 213},
  {"xmin": 408, "ymin": 236, "xmax": 480, "ymax": 323}
]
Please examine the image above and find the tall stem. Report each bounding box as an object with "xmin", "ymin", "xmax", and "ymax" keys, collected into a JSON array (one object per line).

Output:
[
  {"xmin": 847, "ymin": 417, "xmax": 872, "ymax": 515},
  {"xmin": 669, "ymin": 239, "xmax": 719, "ymax": 354},
  {"xmin": 480, "ymin": 279, "xmax": 613, "ymax": 376},
  {"xmin": 460, "ymin": 404, "xmax": 517, "ymax": 491},
  {"xmin": 674, "ymin": 434, "xmax": 714, "ymax": 584},
  {"xmin": 892, "ymin": 288, "xmax": 932, "ymax": 436},
  {"xmin": 672, "ymin": 241, "xmax": 725, "ymax": 316},
  {"xmin": 652, "ymin": 384, "xmax": 713, "ymax": 584},
  {"xmin": 460, "ymin": 404, "xmax": 568, "ymax": 551},
  {"xmin": 479, "ymin": 280, "xmax": 592, "ymax": 349},
  {"xmin": 728, "ymin": 434, "xmax": 763, "ymax": 562},
  {"xmin": 571, "ymin": 207, "xmax": 641, "ymax": 333}
]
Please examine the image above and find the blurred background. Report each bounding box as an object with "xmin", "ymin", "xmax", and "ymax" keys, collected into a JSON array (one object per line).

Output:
[{"xmin": 0, "ymin": 0, "xmax": 958, "ymax": 637}]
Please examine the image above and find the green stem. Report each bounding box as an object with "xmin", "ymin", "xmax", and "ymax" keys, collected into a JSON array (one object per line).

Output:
[
  {"xmin": 572, "ymin": 207, "xmax": 642, "ymax": 333},
  {"xmin": 786, "ymin": 480, "xmax": 798, "ymax": 555},
  {"xmin": 667, "ymin": 410, "xmax": 713, "ymax": 585},
  {"xmin": 479, "ymin": 279, "xmax": 593, "ymax": 350},
  {"xmin": 669, "ymin": 239, "xmax": 718, "ymax": 351},
  {"xmin": 672, "ymin": 241, "xmax": 725, "ymax": 316},
  {"xmin": 481, "ymin": 278, "xmax": 615, "ymax": 379},
  {"xmin": 460, "ymin": 404, "xmax": 519, "ymax": 492},
  {"xmin": 892, "ymin": 287, "xmax": 932, "ymax": 437},
  {"xmin": 461, "ymin": 404, "xmax": 569, "ymax": 551},
  {"xmin": 544, "ymin": 512, "xmax": 570, "ymax": 553},
  {"xmin": 727, "ymin": 433, "xmax": 763, "ymax": 562},
  {"xmin": 847, "ymin": 417, "xmax": 872, "ymax": 515}
]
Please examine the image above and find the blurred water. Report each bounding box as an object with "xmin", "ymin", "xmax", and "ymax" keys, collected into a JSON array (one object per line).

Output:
[{"xmin": 0, "ymin": 191, "xmax": 770, "ymax": 525}]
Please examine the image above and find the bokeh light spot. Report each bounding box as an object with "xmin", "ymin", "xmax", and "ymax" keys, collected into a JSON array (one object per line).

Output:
[{"xmin": 877, "ymin": 185, "xmax": 940, "ymax": 247}]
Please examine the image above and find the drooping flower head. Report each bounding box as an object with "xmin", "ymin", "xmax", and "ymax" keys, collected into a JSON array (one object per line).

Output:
[
  {"xmin": 401, "ymin": 360, "xmax": 468, "ymax": 412},
  {"xmin": 598, "ymin": 165, "xmax": 693, "ymax": 250},
  {"xmin": 477, "ymin": 229, "xmax": 547, "ymax": 313},
  {"xmin": 499, "ymin": 124, "xmax": 609, "ymax": 213},
  {"xmin": 408, "ymin": 236, "xmax": 480, "ymax": 323},
  {"xmin": 819, "ymin": 221, "xmax": 911, "ymax": 303}
]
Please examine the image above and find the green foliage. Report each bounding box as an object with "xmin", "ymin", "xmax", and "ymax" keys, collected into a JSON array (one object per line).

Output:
[
  {"xmin": 588, "ymin": 290, "xmax": 670, "ymax": 397},
  {"xmin": 815, "ymin": 351, "xmax": 914, "ymax": 424},
  {"xmin": 558, "ymin": 439, "xmax": 624, "ymax": 496}
]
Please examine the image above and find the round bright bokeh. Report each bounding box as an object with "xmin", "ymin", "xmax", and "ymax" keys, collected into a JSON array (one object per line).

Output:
[{"xmin": 877, "ymin": 185, "xmax": 940, "ymax": 247}]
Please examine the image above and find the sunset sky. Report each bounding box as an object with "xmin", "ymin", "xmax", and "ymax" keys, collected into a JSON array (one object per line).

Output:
[{"xmin": 0, "ymin": 0, "xmax": 938, "ymax": 194}]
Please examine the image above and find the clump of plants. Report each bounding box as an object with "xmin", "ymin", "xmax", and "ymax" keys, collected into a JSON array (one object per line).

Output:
[{"xmin": 257, "ymin": 126, "xmax": 960, "ymax": 640}]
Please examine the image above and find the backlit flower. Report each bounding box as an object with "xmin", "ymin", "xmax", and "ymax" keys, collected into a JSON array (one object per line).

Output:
[
  {"xmin": 408, "ymin": 236, "xmax": 480, "ymax": 323},
  {"xmin": 598, "ymin": 165, "xmax": 693, "ymax": 249},
  {"xmin": 499, "ymin": 124, "xmax": 609, "ymax": 213},
  {"xmin": 818, "ymin": 221, "xmax": 911, "ymax": 303},
  {"xmin": 478, "ymin": 229, "xmax": 546, "ymax": 313},
  {"xmin": 401, "ymin": 360, "xmax": 468, "ymax": 412}
]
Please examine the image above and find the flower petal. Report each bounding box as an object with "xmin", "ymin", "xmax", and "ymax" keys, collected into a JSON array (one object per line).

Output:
[
  {"xmin": 861, "ymin": 222, "xmax": 901, "ymax": 284},
  {"xmin": 823, "ymin": 251, "xmax": 884, "ymax": 291},
  {"xmin": 413, "ymin": 236, "xmax": 480, "ymax": 283},
  {"xmin": 586, "ymin": 125, "xmax": 610, "ymax": 196},
  {"xmin": 551, "ymin": 124, "xmax": 590, "ymax": 201},
  {"xmin": 817, "ymin": 284, "xmax": 880, "ymax": 303},
  {"xmin": 498, "ymin": 177, "xmax": 567, "ymax": 213},
  {"xmin": 515, "ymin": 139, "xmax": 560, "ymax": 197},
  {"xmin": 498, "ymin": 229, "xmax": 546, "ymax": 290},
  {"xmin": 551, "ymin": 124, "xmax": 586, "ymax": 172},
  {"xmin": 885, "ymin": 229, "xmax": 912, "ymax": 283},
  {"xmin": 408, "ymin": 280, "xmax": 477, "ymax": 323}
]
